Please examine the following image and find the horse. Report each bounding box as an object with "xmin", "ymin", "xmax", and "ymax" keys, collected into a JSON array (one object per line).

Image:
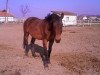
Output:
[{"xmin": 23, "ymin": 13, "xmax": 64, "ymax": 67}]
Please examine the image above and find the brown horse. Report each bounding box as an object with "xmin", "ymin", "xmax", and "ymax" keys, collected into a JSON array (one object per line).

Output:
[{"xmin": 23, "ymin": 13, "xmax": 64, "ymax": 67}]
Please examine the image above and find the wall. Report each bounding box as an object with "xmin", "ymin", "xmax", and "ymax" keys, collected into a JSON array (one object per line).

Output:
[
  {"xmin": 0, "ymin": 17, "xmax": 15, "ymax": 23},
  {"xmin": 62, "ymin": 15, "xmax": 77, "ymax": 26}
]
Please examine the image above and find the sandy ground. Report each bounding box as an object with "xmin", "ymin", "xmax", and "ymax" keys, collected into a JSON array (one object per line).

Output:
[{"xmin": 0, "ymin": 23, "xmax": 100, "ymax": 75}]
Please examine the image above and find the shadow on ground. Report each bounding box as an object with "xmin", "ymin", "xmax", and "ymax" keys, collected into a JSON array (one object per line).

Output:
[{"xmin": 24, "ymin": 44, "xmax": 47, "ymax": 67}]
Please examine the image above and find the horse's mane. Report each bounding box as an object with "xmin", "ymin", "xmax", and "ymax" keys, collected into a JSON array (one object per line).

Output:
[
  {"xmin": 45, "ymin": 13, "xmax": 52, "ymax": 23},
  {"xmin": 45, "ymin": 13, "xmax": 60, "ymax": 23},
  {"xmin": 45, "ymin": 13, "xmax": 60, "ymax": 31}
]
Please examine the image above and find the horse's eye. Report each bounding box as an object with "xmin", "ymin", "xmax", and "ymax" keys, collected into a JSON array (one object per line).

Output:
[{"xmin": 61, "ymin": 29, "xmax": 62, "ymax": 33}]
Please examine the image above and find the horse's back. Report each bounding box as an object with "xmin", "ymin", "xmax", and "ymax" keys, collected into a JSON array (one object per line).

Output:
[{"xmin": 24, "ymin": 17, "xmax": 38, "ymax": 27}]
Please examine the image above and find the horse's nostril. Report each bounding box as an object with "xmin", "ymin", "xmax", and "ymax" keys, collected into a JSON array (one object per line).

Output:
[{"xmin": 55, "ymin": 39, "xmax": 60, "ymax": 43}]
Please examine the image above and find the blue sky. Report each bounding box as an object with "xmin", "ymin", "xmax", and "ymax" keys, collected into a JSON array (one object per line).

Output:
[{"xmin": 0, "ymin": 0, "xmax": 100, "ymax": 18}]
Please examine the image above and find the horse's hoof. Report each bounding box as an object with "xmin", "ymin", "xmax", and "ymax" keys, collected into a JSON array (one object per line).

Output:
[
  {"xmin": 25, "ymin": 53, "xmax": 28, "ymax": 56},
  {"xmin": 44, "ymin": 61, "xmax": 49, "ymax": 68},
  {"xmin": 44, "ymin": 64, "xmax": 49, "ymax": 69},
  {"xmin": 47, "ymin": 59, "xmax": 51, "ymax": 64}
]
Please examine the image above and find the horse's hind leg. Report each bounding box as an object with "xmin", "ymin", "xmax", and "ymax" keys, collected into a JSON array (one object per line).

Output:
[
  {"xmin": 31, "ymin": 37, "xmax": 36, "ymax": 44},
  {"xmin": 30, "ymin": 37, "xmax": 36, "ymax": 57},
  {"xmin": 23, "ymin": 32, "xmax": 29, "ymax": 56}
]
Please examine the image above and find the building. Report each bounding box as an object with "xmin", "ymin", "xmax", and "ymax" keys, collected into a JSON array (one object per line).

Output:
[
  {"xmin": 78, "ymin": 15, "xmax": 100, "ymax": 21},
  {"xmin": 51, "ymin": 11, "xmax": 77, "ymax": 26},
  {"xmin": 0, "ymin": 10, "xmax": 15, "ymax": 23}
]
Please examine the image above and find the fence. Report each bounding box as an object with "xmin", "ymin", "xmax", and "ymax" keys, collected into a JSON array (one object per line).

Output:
[{"xmin": 77, "ymin": 20, "xmax": 100, "ymax": 26}]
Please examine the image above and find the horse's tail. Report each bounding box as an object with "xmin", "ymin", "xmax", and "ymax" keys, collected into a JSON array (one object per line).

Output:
[
  {"xmin": 23, "ymin": 37, "xmax": 26, "ymax": 49},
  {"xmin": 23, "ymin": 23, "xmax": 26, "ymax": 49},
  {"xmin": 23, "ymin": 19, "xmax": 28, "ymax": 49},
  {"xmin": 23, "ymin": 33, "xmax": 26, "ymax": 49}
]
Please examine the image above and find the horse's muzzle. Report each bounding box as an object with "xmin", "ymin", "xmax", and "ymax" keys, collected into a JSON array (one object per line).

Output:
[{"xmin": 55, "ymin": 39, "xmax": 61, "ymax": 43}]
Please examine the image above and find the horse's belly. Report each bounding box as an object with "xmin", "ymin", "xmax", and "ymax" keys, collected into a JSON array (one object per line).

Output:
[
  {"xmin": 28, "ymin": 23, "xmax": 50, "ymax": 40},
  {"xmin": 33, "ymin": 35, "xmax": 43, "ymax": 40},
  {"xmin": 30, "ymin": 31, "xmax": 43, "ymax": 40}
]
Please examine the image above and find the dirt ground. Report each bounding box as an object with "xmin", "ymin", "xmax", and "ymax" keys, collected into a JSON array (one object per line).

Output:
[{"xmin": 0, "ymin": 23, "xmax": 100, "ymax": 75}]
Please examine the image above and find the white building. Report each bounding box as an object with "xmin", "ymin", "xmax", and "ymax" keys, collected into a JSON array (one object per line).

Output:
[
  {"xmin": 51, "ymin": 11, "xmax": 77, "ymax": 26},
  {"xmin": 0, "ymin": 10, "xmax": 15, "ymax": 23}
]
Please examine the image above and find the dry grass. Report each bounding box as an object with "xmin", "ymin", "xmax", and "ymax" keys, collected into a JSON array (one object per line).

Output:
[
  {"xmin": 0, "ymin": 44, "xmax": 13, "ymax": 50},
  {"xmin": 0, "ymin": 69, "xmax": 21, "ymax": 75},
  {"xmin": 0, "ymin": 24, "xmax": 100, "ymax": 75},
  {"xmin": 54, "ymin": 52, "xmax": 100, "ymax": 75}
]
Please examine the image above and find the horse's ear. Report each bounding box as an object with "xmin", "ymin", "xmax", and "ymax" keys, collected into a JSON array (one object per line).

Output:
[{"xmin": 61, "ymin": 13, "xmax": 64, "ymax": 19}]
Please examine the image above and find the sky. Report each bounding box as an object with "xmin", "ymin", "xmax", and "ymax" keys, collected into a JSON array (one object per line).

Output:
[{"xmin": 0, "ymin": 0, "xmax": 100, "ymax": 18}]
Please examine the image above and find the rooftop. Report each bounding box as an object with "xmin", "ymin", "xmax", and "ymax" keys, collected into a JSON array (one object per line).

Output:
[
  {"xmin": 0, "ymin": 10, "xmax": 14, "ymax": 17},
  {"xmin": 51, "ymin": 11, "xmax": 77, "ymax": 16}
]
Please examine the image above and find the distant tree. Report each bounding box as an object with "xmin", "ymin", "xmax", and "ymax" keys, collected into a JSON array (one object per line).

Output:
[
  {"xmin": 6, "ymin": 0, "xmax": 8, "ymax": 12},
  {"xmin": 5, "ymin": 0, "xmax": 9, "ymax": 23},
  {"xmin": 20, "ymin": 5, "xmax": 30, "ymax": 18}
]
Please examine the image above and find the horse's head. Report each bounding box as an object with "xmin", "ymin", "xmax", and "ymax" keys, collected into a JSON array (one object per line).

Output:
[{"xmin": 51, "ymin": 13, "xmax": 64, "ymax": 43}]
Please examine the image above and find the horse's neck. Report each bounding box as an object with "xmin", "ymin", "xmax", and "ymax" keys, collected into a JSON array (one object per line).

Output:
[
  {"xmin": 45, "ymin": 20, "xmax": 53, "ymax": 32},
  {"xmin": 42, "ymin": 19, "xmax": 53, "ymax": 33}
]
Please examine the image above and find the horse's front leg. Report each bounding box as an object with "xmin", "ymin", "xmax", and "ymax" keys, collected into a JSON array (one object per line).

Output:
[
  {"xmin": 48, "ymin": 39, "xmax": 54, "ymax": 64},
  {"xmin": 43, "ymin": 39, "xmax": 48, "ymax": 68}
]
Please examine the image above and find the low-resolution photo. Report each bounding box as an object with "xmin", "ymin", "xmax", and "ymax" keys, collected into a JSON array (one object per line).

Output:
[{"xmin": 0, "ymin": 0, "xmax": 100, "ymax": 75}]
